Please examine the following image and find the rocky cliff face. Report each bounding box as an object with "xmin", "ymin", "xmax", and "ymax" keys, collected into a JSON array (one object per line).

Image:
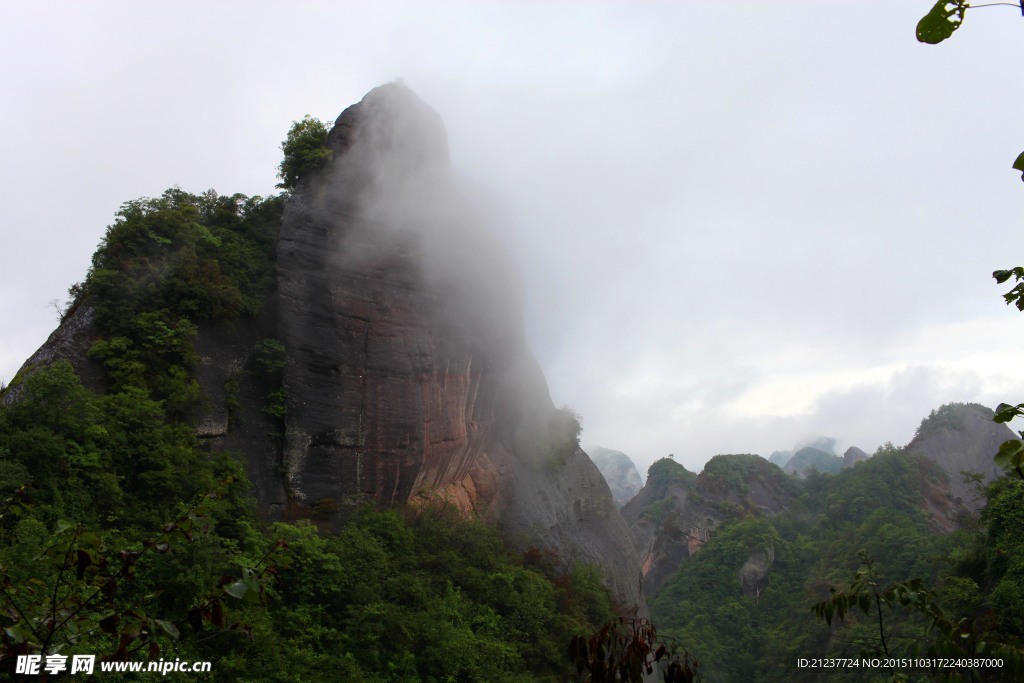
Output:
[
  {"xmin": 905, "ymin": 402, "xmax": 1014, "ymax": 510},
  {"xmin": 9, "ymin": 84, "xmax": 643, "ymax": 612},
  {"xmin": 275, "ymin": 85, "xmax": 514, "ymax": 511},
  {"xmin": 627, "ymin": 436, "xmax": 973, "ymax": 603},
  {"xmin": 261, "ymin": 84, "xmax": 642, "ymax": 609}
]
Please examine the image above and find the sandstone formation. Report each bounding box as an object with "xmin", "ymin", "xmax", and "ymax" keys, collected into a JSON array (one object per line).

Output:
[
  {"xmin": 263, "ymin": 84, "xmax": 642, "ymax": 609},
  {"xmin": 9, "ymin": 84, "xmax": 644, "ymax": 612},
  {"xmin": 626, "ymin": 442, "xmax": 972, "ymax": 603}
]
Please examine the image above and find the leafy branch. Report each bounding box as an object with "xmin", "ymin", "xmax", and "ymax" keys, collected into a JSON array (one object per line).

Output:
[{"xmin": 813, "ymin": 552, "xmax": 1024, "ymax": 679}]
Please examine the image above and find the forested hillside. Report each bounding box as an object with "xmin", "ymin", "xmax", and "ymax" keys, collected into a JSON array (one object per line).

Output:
[
  {"xmin": 642, "ymin": 441, "xmax": 1024, "ymax": 681},
  {"xmin": 0, "ymin": 181, "xmax": 623, "ymax": 681}
]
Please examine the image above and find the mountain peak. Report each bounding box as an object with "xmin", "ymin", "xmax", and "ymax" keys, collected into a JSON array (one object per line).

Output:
[
  {"xmin": 324, "ymin": 82, "xmax": 450, "ymax": 187},
  {"xmin": 7, "ymin": 85, "xmax": 644, "ymax": 612},
  {"xmin": 906, "ymin": 402, "xmax": 1013, "ymax": 509}
]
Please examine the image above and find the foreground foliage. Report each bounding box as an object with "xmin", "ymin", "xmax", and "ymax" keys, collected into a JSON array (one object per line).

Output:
[
  {"xmin": 814, "ymin": 549, "xmax": 1024, "ymax": 682},
  {"xmin": 570, "ymin": 617, "xmax": 701, "ymax": 683}
]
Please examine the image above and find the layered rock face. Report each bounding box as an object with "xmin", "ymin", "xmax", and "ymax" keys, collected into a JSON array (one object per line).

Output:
[{"xmin": 273, "ymin": 84, "xmax": 641, "ymax": 609}]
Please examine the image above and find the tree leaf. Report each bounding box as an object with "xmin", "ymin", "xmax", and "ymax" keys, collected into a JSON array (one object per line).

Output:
[
  {"xmin": 223, "ymin": 580, "xmax": 248, "ymax": 600},
  {"xmin": 1013, "ymin": 150, "xmax": 1024, "ymax": 181},
  {"xmin": 99, "ymin": 613, "xmax": 121, "ymax": 635},
  {"xmin": 916, "ymin": 0, "xmax": 967, "ymax": 44},
  {"xmin": 993, "ymin": 403, "xmax": 1023, "ymax": 424},
  {"xmin": 154, "ymin": 619, "xmax": 179, "ymax": 640},
  {"xmin": 76, "ymin": 549, "xmax": 93, "ymax": 580},
  {"xmin": 54, "ymin": 519, "xmax": 77, "ymax": 535},
  {"xmin": 212, "ymin": 599, "xmax": 226, "ymax": 628},
  {"xmin": 994, "ymin": 439, "xmax": 1024, "ymax": 470}
]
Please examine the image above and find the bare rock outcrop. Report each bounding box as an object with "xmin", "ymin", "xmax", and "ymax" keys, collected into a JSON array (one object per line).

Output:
[
  {"xmin": 905, "ymin": 403, "xmax": 1013, "ymax": 511},
  {"xmin": 843, "ymin": 446, "xmax": 869, "ymax": 467}
]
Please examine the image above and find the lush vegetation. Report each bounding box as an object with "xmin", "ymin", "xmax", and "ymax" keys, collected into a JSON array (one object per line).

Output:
[
  {"xmin": 0, "ymin": 362, "xmax": 617, "ymax": 679},
  {"xmin": 218, "ymin": 508, "xmax": 616, "ymax": 682},
  {"xmin": 647, "ymin": 443, "xmax": 1024, "ymax": 681},
  {"xmin": 646, "ymin": 457, "xmax": 697, "ymax": 488},
  {"xmin": 276, "ymin": 116, "xmax": 332, "ymax": 190}
]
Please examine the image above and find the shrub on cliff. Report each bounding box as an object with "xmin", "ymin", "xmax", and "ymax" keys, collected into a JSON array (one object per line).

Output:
[{"xmin": 277, "ymin": 115, "xmax": 332, "ymax": 190}]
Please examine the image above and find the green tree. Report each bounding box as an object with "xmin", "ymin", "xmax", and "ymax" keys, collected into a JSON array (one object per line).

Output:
[{"xmin": 277, "ymin": 116, "xmax": 333, "ymax": 190}]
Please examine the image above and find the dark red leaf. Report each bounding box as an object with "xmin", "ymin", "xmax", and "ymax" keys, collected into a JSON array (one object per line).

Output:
[{"xmin": 99, "ymin": 614, "xmax": 120, "ymax": 635}]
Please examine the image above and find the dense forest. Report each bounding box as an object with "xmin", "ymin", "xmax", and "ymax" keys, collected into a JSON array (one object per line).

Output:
[{"xmin": 635, "ymin": 444, "xmax": 1024, "ymax": 681}]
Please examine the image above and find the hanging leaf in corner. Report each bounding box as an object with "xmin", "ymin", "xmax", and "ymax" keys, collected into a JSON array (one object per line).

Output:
[
  {"xmin": 1013, "ymin": 150, "xmax": 1024, "ymax": 182},
  {"xmin": 916, "ymin": 0, "xmax": 968, "ymax": 44},
  {"xmin": 994, "ymin": 438, "xmax": 1024, "ymax": 473}
]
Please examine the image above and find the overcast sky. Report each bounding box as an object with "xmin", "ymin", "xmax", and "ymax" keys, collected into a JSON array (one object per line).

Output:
[{"xmin": 3, "ymin": 2, "xmax": 1024, "ymax": 476}]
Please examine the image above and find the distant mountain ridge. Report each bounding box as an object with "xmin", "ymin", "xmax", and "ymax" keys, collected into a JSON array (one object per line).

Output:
[
  {"xmin": 622, "ymin": 454, "xmax": 799, "ymax": 597},
  {"xmin": 624, "ymin": 402, "xmax": 1004, "ymax": 599}
]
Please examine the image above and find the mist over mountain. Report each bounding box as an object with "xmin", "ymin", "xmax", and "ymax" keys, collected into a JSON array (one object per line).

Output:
[
  {"xmin": 3, "ymin": 73, "xmax": 1023, "ymax": 680},
  {"xmin": 0, "ymin": 85, "xmax": 655, "ymax": 680},
  {"xmin": 783, "ymin": 446, "xmax": 844, "ymax": 476},
  {"xmin": 629, "ymin": 404, "xmax": 1004, "ymax": 596},
  {"xmin": 587, "ymin": 446, "xmax": 643, "ymax": 508},
  {"xmin": 766, "ymin": 435, "xmax": 853, "ymax": 477}
]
